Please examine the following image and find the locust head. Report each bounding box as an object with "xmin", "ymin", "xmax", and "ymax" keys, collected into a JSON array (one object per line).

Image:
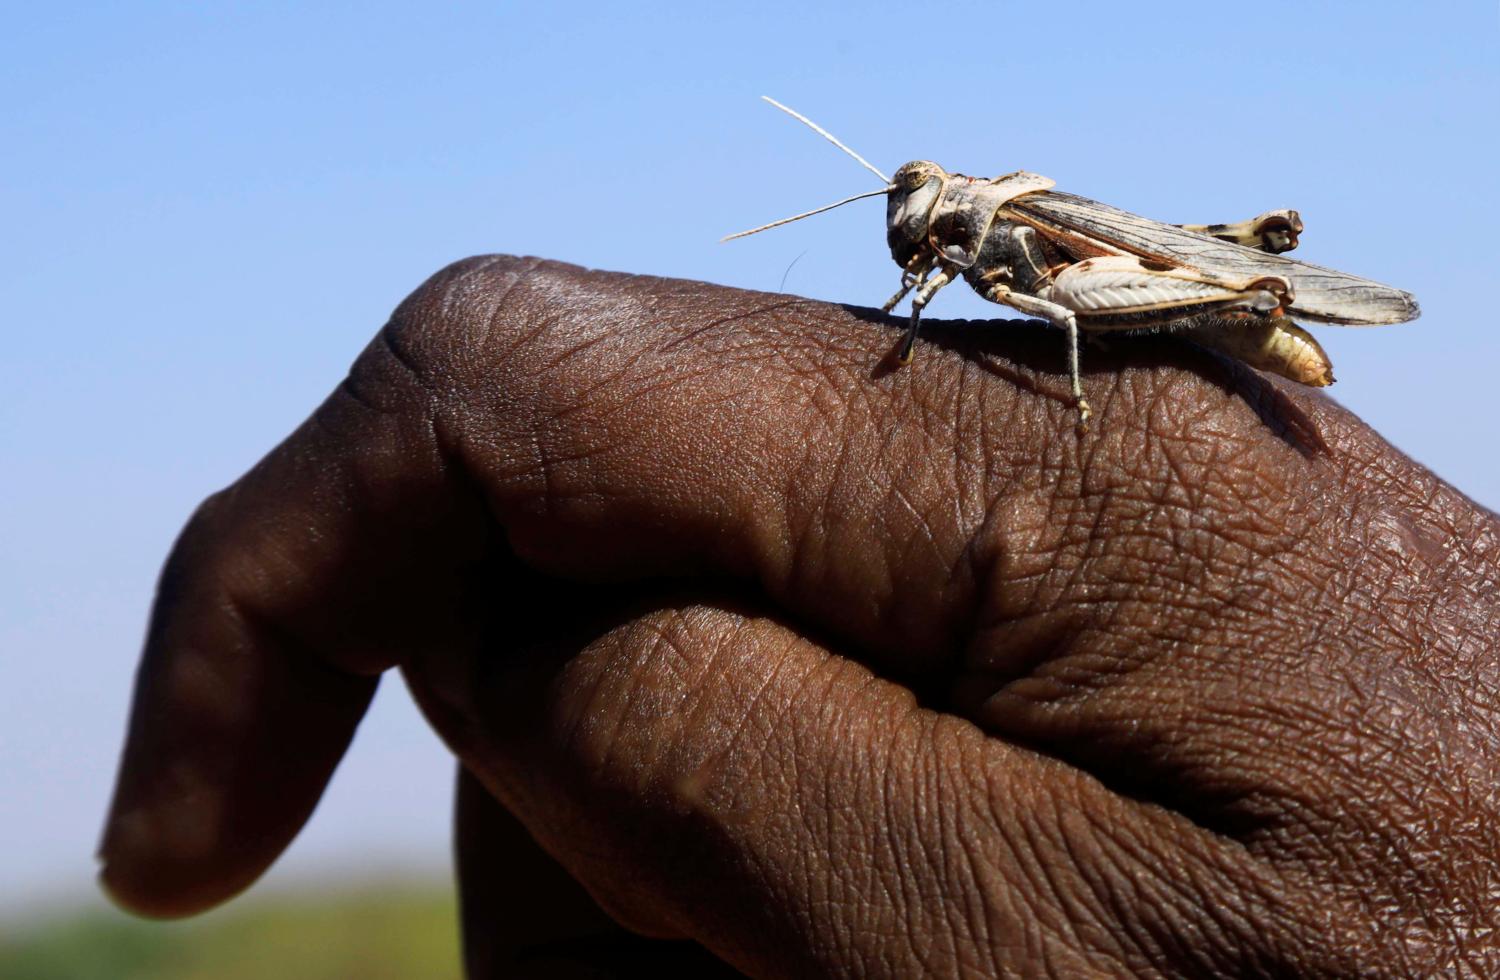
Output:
[{"xmin": 886, "ymin": 161, "xmax": 947, "ymax": 268}]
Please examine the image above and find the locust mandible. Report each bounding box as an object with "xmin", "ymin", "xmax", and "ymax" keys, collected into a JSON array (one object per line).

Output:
[{"xmin": 723, "ymin": 98, "xmax": 1420, "ymax": 428}]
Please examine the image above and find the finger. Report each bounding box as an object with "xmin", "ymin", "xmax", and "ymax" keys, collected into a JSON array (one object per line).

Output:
[
  {"xmin": 100, "ymin": 258, "xmax": 509, "ymax": 915},
  {"xmin": 412, "ymin": 598, "xmax": 1386, "ymax": 977}
]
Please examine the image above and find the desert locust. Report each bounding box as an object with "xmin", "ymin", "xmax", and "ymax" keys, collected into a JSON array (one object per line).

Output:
[{"xmin": 724, "ymin": 98, "xmax": 1420, "ymax": 428}]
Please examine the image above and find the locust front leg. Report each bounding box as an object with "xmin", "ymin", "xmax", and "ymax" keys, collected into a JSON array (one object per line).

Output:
[
  {"xmin": 1178, "ymin": 209, "xmax": 1303, "ymax": 253},
  {"xmin": 895, "ymin": 263, "xmax": 956, "ymax": 364},
  {"xmin": 882, "ymin": 255, "xmax": 933, "ymax": 315}
]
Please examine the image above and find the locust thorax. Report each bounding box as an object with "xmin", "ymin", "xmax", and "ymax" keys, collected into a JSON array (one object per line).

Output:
[{"xmin": 886, "ymin": 161, "xmax": 947, "ymax": 268}]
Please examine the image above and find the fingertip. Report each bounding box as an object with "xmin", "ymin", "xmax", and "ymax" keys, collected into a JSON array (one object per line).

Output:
[
  {"xmin": 97, "ymin": 850, "xmax": 228, "ymax": 921},
  {"xmin": 96, "ymin": 755, "xmax": 267, "ymax": 919},
  {"xmin": 97, "ymin": 610, "xmax": 379, "ymax": 918},
  {"xmin": 97, "ymin": 798, "xmax": 248, "ymax": 919}
]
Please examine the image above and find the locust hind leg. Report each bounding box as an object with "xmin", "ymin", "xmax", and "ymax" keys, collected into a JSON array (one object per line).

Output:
[
  {"xmin": 1178, "ymin": 209, "xmax": 1303, "ymax": 253},
  {"xmin": 1030, "ymin": 254, "xmax": 1297, "ymax": 425},
  {"xmin": 895, "ymin": 264, "xmax": 955, "ymax": 364},
  {"xmin": 978, "ymin": 250, "xmax": 1292, "ymax": 429}
]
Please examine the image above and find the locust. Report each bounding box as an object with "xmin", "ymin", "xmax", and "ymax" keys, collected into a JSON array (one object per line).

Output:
[{"xmin": 723, "ymin": 98, "xmax": 1420, "ymax": 428}]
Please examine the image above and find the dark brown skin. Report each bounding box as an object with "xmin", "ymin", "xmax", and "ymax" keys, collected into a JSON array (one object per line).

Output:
[{"xmin": 99, "ymin": 256, "xmax": 1500, "ymax": 977}]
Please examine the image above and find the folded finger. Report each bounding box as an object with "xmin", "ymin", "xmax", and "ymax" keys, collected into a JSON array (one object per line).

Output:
[{"xmin": 413, "ymin": 599, "xmax": 1381, "ymax": 977}]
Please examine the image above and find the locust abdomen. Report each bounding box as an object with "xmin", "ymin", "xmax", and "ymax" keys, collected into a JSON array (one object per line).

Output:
[{"xmin": 1182, "ymin": 315, "xmax": 1335, "ymax": 387}]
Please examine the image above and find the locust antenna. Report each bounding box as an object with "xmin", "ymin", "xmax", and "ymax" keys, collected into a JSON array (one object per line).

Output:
[
  {"xmin": 720, "ymin": 187, "xmax": 892, "ymax": 242},
  {"xmin": 761, "ymin": 96, "xmax": 890, "ymax": 185}
]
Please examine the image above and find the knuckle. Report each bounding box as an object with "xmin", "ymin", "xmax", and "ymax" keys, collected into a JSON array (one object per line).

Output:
[
  {"xmin": 373, "ymin": 256, "xmax": 724, "ymax": 454},
  {"xmin": 372, "ymin": 254, "xmax": 547, "ymax": 399},
  {"xmin": 348, "ymin": 254, "xmax": 646, "ymax": 464}
]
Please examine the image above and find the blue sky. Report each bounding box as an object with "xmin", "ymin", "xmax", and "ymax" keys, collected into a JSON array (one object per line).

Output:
[{"xmin": 3, "ymin": 1, "xmax": 1497, "ymax": 918}]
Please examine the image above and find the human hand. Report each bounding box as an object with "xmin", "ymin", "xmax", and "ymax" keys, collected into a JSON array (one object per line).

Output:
[{"xmin": 100, "ymin": 257, "xmax": 1500, "ymax": 976}]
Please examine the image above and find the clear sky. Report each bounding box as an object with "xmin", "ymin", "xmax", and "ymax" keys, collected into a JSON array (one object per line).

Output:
[{"xmin": 3, "ymin": 1, "xmax": 1497, "ymax": 919}]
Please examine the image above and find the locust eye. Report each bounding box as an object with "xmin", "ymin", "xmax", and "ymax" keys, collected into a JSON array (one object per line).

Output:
[{"xmin": 893, "ymin": 161, "xmax": 944, "ymax": 191}]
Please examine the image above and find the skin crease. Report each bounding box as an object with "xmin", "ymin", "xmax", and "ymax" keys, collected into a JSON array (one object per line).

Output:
[{"xmin": 98, "ymin": 256, "xmax": 1500, "ymax": 977}]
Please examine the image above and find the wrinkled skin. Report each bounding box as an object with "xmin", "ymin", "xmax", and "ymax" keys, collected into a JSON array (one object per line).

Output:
[{"xmin": 100, "ymin": 257, "xmax": 1500, "ymax": 977}]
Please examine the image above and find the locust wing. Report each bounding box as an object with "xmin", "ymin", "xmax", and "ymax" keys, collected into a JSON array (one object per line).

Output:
[{"xmin": 1006, "ymin": 191, "xmax": 1419, "ymax": 325}]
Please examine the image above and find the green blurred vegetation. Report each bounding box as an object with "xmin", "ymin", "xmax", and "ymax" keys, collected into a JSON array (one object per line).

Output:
[{"xmin": 0, "ymin": 882, "xmax": 461, "ymax": 980}]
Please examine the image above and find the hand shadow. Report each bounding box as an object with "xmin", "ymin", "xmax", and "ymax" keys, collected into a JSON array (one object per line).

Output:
[{"xmin": 846, "ymin": 306, "xmax": 1329, "ymax": 458}]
